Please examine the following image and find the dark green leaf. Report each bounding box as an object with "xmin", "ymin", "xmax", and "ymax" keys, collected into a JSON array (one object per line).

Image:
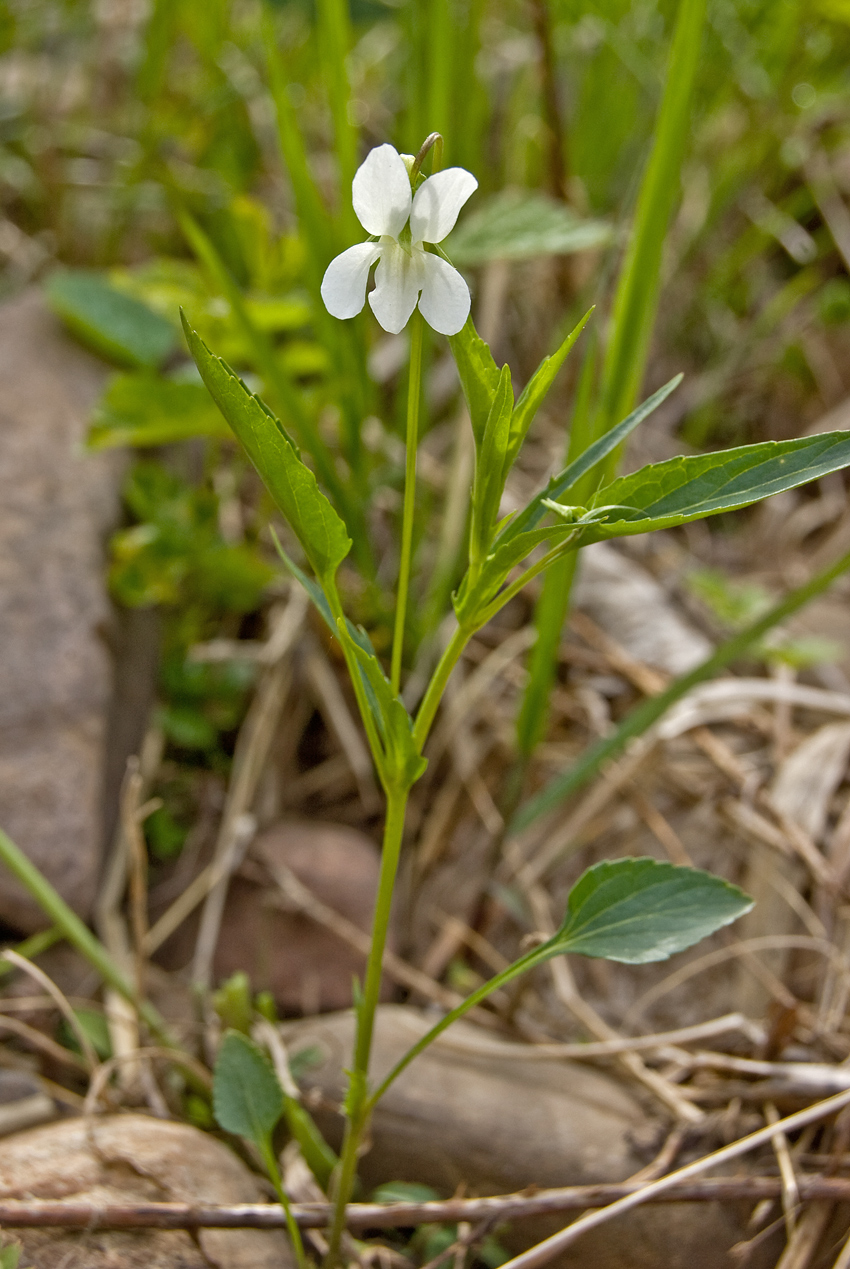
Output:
[
  {"xmin": 445, "ymin": 192, "xmax": 612, "ymax": 266},
  {"xmin": 213, "ymin": 1030, "xmax": 284, "ymax": 1148},
  {"xmin": 87, "ymin": 374, "xmax": 231, "ymax": 450},
  {"xmin": 448, "ymin": 316, "xmax": 502, "ymax": 445},
  {"xmin": 506, "ymin": 310, "xmax": 593, "ymax": 471},
  {"xmin": 549, "ymin": 858, "xmax": 752, "ymax": 964},
  {"xmin": 586, "ymin": 431, "xmax": 850, "ymax": 538},
  {"xmin": 183, "ymin": 316, "xmax": 351, "ymax": 584},
  {"xmin": 46, "ymin": 270, "xmax": 176, "ymax": 369},
  {"xmin": 494, "ymin": 376, "xmax": 682, "ymax": 549}
]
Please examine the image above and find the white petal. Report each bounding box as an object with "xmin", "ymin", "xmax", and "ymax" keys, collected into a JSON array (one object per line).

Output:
[
  {"xmin": 410, "ymin": 167, "xmax": 478, "ymax": 245},
  {"xmin": 418, "ymin": 252, "xmax": 471, "ymax": 335},
  {"xmin": 321, "ymin": 242, "xmax": 381, "ymax": 319},
  {"xmin": 369, "ymin": 241, "xmax": 424, "ymax": 334},
  {"xmin": 352, "ymin": 144, "xmax": 412, "ymax": 238}
]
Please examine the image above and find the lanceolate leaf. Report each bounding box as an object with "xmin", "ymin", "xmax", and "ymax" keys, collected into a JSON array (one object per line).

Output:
[
  {"xmin": 585, "ymin": 431, "xmax": 850, "ymax": 538},
  {"xmin": 183, "ymin": 315, "xmax": 351, "ymax": 584},
  {"xmin": 47, "ymin": 269, "xmax": 176, "ymax": 369},
  {"xmin": 213, "ymin": 1031, "xmax": 284, "ymax": 1148},
  {"xmin": 347, "ymin": 631, "xmax": 428, "ymax": 788},
  {"xmin": 472, "ymin": 364, "xmax": 514, "ymax": 561},
  {"xmin": 506, "ymin": 309, "xmax": 594, "ymax": 472},
  {"xmin": 547, "ymin": 858, "xmax": 752, "ymax": 964},
  {"xmin": 494, "ymin": 375, "xmax": 682, "ymax": 550},
  {"xmin": 449, "ymin": 316, "xmax": 502, "ymax": 444}
]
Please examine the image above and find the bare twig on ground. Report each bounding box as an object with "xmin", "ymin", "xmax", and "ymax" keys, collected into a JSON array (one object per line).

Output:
[{"xmin": 11, "ymin": 1175, "xmax": 850, "ymax": 1231}]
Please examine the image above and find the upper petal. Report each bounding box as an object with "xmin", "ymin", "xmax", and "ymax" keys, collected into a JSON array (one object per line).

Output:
[
  {"xmin": 418, "ymin": 252, "xmax": 471, "ymax": 335},
  {"xmin": 321, "ymin": 242, "xmax": 382, "ymax": 319},
  {"xmin": 368, "ymin": 241, "xmax": 424, "ymax": 334},
  {"xmin": 410, "ymin": 167, "xmax": 478, "ymax": 244},
  {"xmin": 352, "ymin": 144, "xmax": 412, "ymax": 238}
]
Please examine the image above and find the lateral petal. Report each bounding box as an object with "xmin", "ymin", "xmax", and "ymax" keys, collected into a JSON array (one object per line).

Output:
[
  {"xmin": 410, "ymin": 167, "xmax": 478, "ymax": 245},
  {"xmin": 418, "ymin": 252, "xmax": 471, "ymax": 335},
  {"xmin": 352, "ymin": 144, "xmax": 412, "ymax": 238},
  {"xmin": 321, "ymin": 242, "xmax": 381, "ymax": 319},
  {"xmin": 369, "ymin": 241, "xmax": 424, "ymax": 334}
]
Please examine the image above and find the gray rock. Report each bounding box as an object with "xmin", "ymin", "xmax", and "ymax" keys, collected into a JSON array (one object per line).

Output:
[
  {"xmin": 0, "ymin": 1113, "xmax": 294, "ymax": 1267},
  {"xmin": 0, "ymin": 288, "xmax": 120, "ymax": 931},
  {"xmin": 281, "ymin": 1006, "xmax": 777, "ymax": 1269}
]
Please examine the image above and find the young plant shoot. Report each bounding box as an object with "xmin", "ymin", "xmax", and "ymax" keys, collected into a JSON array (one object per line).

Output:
[{"xmin": 177, "ymin": 135, "xmax": 850, "ymax": 1265}]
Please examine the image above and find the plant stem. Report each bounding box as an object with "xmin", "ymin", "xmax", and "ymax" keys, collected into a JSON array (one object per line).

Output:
[
  {"xmin": 324, "ymin": 782, "xmax": 410, "ymax": 1266},
  {"xmin": 391, "ymin": 311, "xmax": 425, "ymax": 692},
  {"xmin": 367, "ymin": 943, "xmax": 548, "ymax": 1109},
  {"xmin": 412, "ymin": 619, "xmax": 471, "ymax": 750},
  {"xmin": 261, "ymin": 1139, "xmax": 309, "ymax": 1269}
]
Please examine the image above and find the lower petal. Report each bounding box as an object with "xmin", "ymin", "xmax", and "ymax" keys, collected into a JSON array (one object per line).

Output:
[
  {"xmin": 321, "ymin": 242, "xmax": 381, "ymax": 319},
  {"xmin": 418, "ymin": 253, "xmax": 471, "ymax": 336},
  {"xmin": 369, "ymin": 242, "xmax": 424, "ymax": 334}
]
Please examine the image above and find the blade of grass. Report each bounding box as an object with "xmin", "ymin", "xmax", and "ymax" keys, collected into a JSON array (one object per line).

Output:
[
  {"xmin": 316, "ymin": 0, "xmax": 359, "ymax": 241},
  {"xmin": 593, "ymin": 0, "xmax": 707, "ymax": 451},
  {"xmin": 515, "ymin": 330, "xmax": 597, "ymax": 761},
  {"xmin": 516, "ymin": 0, "xmax": 707, "ymax": 772},
  {"xmin": 263, "ymin": 8, "xmax": 370, "ymax": 489},
  {"xmin": 0, "ymin": 827, "xmax": 171, "ymax": 1045},
  {"xmin": 510, "ymin": 544, "xmax": 850, "ymax": 835}
]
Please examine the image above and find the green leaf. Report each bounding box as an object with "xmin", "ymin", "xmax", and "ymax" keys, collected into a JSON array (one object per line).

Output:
[
  {"xmin": 213, "ymin": 1030, "xmax": 284, "ymax": 1149},
  {"xmin": 448, "ymin": 316, "xmax": 502, "ymax": 445},
  {"xmin": 344, "ymin": 626, "xmax": 427, "ymax": 789},
  {"xmin": 506, "ymin": 310, "xmax": 593, "ymax": 471},
  {"xmin": 549, "ymin": 858, "xmax": 752, "ymax": 964},
  {"xmin": 494, "ymin": 376, "xmax": 682, "ymax": 550},
  {"xmin": 87, "ymin": 374, "xmax": 231, "ymax": 450},
  {"xmin": 472, "ymin": 364, "xmax": 514, "ymax": 561},
  {"xmin": 586, "ymin": 431, "xmax": 850, "ymax": 538},
  {"xmin": 445, "ymin": 191, "xmax": 612, "ymax": 266},
  {"xmin": 182, "ymin": 315, "xmax": 351, "ymax": 584},
  {"xmin": 45, "ymin": 270, "xmax": 176, "ymax": 369}
]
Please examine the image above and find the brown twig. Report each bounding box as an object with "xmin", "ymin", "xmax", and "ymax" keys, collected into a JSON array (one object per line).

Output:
[{"xmin": 10, "ymin": 1176, "xmax": 850, "ymax": 1231}]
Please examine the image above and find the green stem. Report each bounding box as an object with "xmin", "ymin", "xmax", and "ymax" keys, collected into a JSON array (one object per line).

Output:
[
  {"xmin": 367, "ymin": 943, "xmax": 549, "ymax": 1110},
  {"xmin": 260, "ymin": 1137, "xmax": 309, "ymax": 1269},
  {"xmin": 412, "ymin": 619, "xmax": 472, "ymax": 751},
  {"xmin": 324, "ymin": 783, "xmax": 410, "ymax": 1266},
  {"xmin": 392, "ymin": 312, "xmax": 425, "ymax": 693},
  {"xmin": 510, "ymin": 543, "xmax": 850, "ymax": 834},
  {"xmin": 0, "ymin": 827, "xmax": 171, "ymax": 1045}
]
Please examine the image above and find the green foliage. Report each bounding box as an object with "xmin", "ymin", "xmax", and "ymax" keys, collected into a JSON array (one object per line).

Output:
[
  {"xmin": 549, "ymin": 858, "xmax": 752, "ymax": 964},
  {"xmin": 213, "ymin": 1030, "xmax": 284, "ymax": 1146},
  {"xmin": 448, "ymin": 316, "xmax": 502, "ymax": 446},
  {"xmin": 212, "ymin": 971, "xmax": 253, "ymax": 1036},
  {"xmin": 109, "ymin": 461, "xmax": 273, "ymax": 613},
  {"xmin": 59, "ymin": 1008, "xmax": 112, "ymax": 1060},
  {"xmin": 45, "ymin": 271, "xmax": 176, "ymax": 369},
  {"xmin": 0, "ymin": 1237, "xmax": 23, "ymax": 1269},
  {"xmin": 183, "ymin": 317, "xmax": 352, "ymax": 586},
  {"xmin": 687, "ymin": 567, "xmax": 773, "ymax": 628},
  {"xmin": 445, "ymin": 192, "xmax": 612, "ymax": 266},
  {"xmin": 87, "ymin": 375, "xmax": 231, "ymax": 450},
  {"xmin": 582, "ymin": 432, "xmax": 850, "ymax": 537}
]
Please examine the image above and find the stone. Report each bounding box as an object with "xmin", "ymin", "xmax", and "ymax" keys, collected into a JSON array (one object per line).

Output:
[
  {"xmin": 0, "ymin": 287, "xmax": 120, "ymax": 932},
  {"xmin": 281, "ymin": 1006, "xmax": 777, "ymax": 1269},
  {"xmin": 212, "ymin": 819, "xmax": 395, "ymax": 1014},
  {"xmin": 0, "ymin": 1112, "xmax": 294, "ymax": 1268}
]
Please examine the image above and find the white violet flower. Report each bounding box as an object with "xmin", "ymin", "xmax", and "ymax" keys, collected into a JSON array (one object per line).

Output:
[{"xmin": 321, "ymin": 143, "xmax": 478, "ymax": 336}]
